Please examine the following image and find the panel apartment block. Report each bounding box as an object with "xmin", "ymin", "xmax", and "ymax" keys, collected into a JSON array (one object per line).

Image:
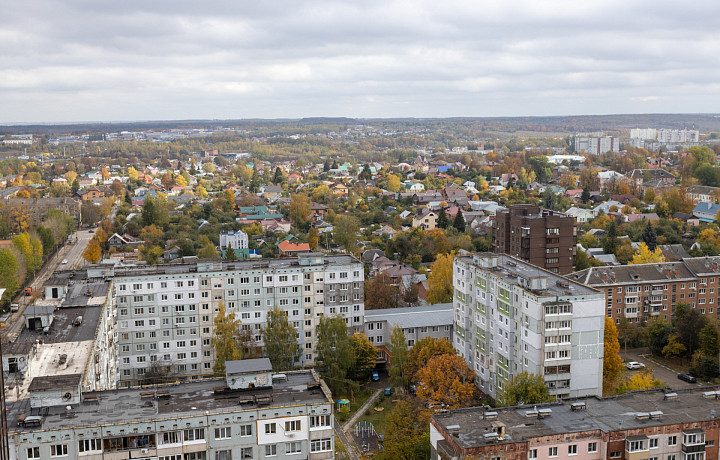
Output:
[
  {"xmin": 493, "ymin": 204, "xmax": 577, "ymax": 275},
  {"xmin": 8, "ymin": 369, "xmax": 335, "ymax": 460},
  {"xmin": 453, "ymin": 253, "xmax": 604, "ymax": 400},
  {"xmin": 570, "ymin": 256, "xmax": 720, "ymax": 325}
]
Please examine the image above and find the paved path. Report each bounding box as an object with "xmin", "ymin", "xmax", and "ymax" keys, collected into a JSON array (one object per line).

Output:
[
  {"xmin": 342, "ymin": 388, "xmax": 383, "ymax": 432},
  {"xmin": 334, "ymin": 419, "xmax": 360, "ymax": 460},
  {"xmin": 621, "ymin": 348, "xmax": 700, "ymax": 389}
]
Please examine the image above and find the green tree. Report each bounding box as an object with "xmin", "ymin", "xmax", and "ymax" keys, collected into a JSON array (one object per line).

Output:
[
  {"xmin": 602, "ymin": 220, "xmax": 618, "ymax": 254},
  {"xmin": 642, "ymin": 221, "xmax": 658, "ymax": 251},
  {"xmin": 581, "ymin": 186, "xmax": 591, "ymax": 203},
  {"xmin": 261, "ymin": 306, "xmax": 301, "ymax": 372},
  {"xmin": 349, "ymin": 332, "xmax": 377, "ymax": 380},
  {"xmin": 197, "ymin": 236, "xmax": 219, "ymax": 258},
  {"xmin": 141, "ymin": 196, "xmax": 158, "ymax": 227},
  {"xmin": 389, "ymin": 325, "xmax": 408, "ymax": 388},
  {"xmin": 139, "ymin": 244, "xmax": 163, "ymax": 265},
  {"xmin": 212, "ymin": 302, "xmax": 243, "ymax": 376},
  {"xmin": 273, "ymin": 167, "xmax": 284, "ymax": 184},
  {"xmin": 662, "ymin": 334, "xmax": 686, "ymax": 359},
  {"xmin": 673, "ymin": 302, "xmax": 706, "ymax": 355},
  {"xmin": 497, "ymin": 371, "xmax": 553, "ymax": 407},
  {"xmin": 528, "ymin": 156, "xmax": 552, "ymax": 182},
  {"xmin": 452, "ymin": 209, "xmax": 466, "ymax": 232},
  {"xmin": 603, "ymin": 316, "xmax": 623, "ymax": 393},
  {"xmin": 0, "ymin": 249, "xmax": 19, "ymax": 302},
  {"xmin": 333, "ymin": 215, "xmax": 360, "ymax": 253},
  {"xmin": 376, "ymin": 399, "xmax": 429, "ymax": 460},
  {"xmin": 316, "ymin": 315, "xmax": 355, "ymax": 395},
  {"xmin": 646, "ymin": 318, "xmax": 673, "ymax": 355},
  {"xmin": 436, "ymin": 208, "xmax": 449, "ymax": 229},
  {"xmin": 699, "ymin": 322, "xmax": 720, "ymax": 357}
]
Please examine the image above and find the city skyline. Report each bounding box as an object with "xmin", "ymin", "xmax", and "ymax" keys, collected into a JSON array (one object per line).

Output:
[{"xmin": 2, "ymin": 0, "xmax": 720, "ymax": 123}]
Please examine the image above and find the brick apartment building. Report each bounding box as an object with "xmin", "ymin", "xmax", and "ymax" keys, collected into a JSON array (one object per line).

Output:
[
  {"xmin": 431, "ymin": 388, "xmax": 720, "ymax": 460},
  {"xmin": 493, "ymin": 204, "xmax": 577, "ymax": 274},
  {"xmin": 570, "ymin": 257, "xmax": 720, "ymax": 325}
]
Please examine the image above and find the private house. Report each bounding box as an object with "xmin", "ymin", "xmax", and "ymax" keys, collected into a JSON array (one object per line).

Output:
[
  {"xmin": 693, "ymin": 202, "xmax": 720, "ymax": 223},
  {"xmin": 412, "ymin": 209, "xmax": 438, "ymax": 230},
  {"xmin": 277, "ymin": 240, "xmax": 311, "ymax": 256}
]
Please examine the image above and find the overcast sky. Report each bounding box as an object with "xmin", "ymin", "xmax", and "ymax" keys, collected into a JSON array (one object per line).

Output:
[{"xmin": 1, "ymin": 0, "xmax": 719, "ymax": 123}]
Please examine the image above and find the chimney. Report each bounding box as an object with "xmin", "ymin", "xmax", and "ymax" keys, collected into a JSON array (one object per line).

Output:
[
  {"xmin": 675, "ymin": 268, "xmax": 679, "ymax": 278},
  {"xmin": 714, "ymin": 262, "xmax": 718, "ymax": 272}
]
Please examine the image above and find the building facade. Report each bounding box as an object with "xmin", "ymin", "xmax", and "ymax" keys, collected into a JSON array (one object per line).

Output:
[
  {"xmin": 108, "ymin": 254, "xmax": 363, "ymax": 386},
  {"xmin": 575, "ymin": 136, "xmax": 620, "ymax": 155},
  {"xmin": 363, "ymin": 304, "xmax": 453, "ymax": 365},
  {"xmin": 570, "ymin": 257, "xmax": 720, "ymax": 325},
  {"xmin": 493, "ymin": 204, "xmax": 577, "ymax": 275},
  {"xmin": 431, "ymin": 388, "xmax": 719, "ymax": 460},
  {"xmin": 8, "ymin": 367, "xmax": 335, "ymax": 460},
  {"xmin": 657, "ymin": 128, "xmax": 700, "ymax": 144},
  {"xmin": 453, "ymin": 253, "xmax": 605, "ymax": 400},
  {"xmin": 219, "ymin": 230, "xmax": 249, "ymax": 250}
]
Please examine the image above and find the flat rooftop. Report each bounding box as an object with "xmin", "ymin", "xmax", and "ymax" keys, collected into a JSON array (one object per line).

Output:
[
  {"xmin": 459, "ymin": 253, "xmax": 599, "ymax": 297},
  {"xmin": 8, "ymin": 370, "xmax": 331, "ymax": 433},
  {"xmin": 364, "ymin": 303, "xmax": 453, "ymax": 328},
  {"xmin": 433, "ymin": 388, "xmax": 720, "ymax": 451},
  {"xmin": 16, "ymin": 305, "xmax": 102, "ymax": 344}
]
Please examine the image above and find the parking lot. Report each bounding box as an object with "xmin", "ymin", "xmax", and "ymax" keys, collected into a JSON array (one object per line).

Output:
[{"xmin": 621, "ymin": 348, "xmax": 701, "ymax": 390}]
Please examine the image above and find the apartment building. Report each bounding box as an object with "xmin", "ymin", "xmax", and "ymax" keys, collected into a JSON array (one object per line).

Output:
[
  {"xmin": 493, "ymin": 204, "xmax": 577, "ymax": 275},
  {"xmin": 574, "ymin": 136, "xmax": 620, "ymax": 155},
  {"xmin": 570, "ymin": 257, "xmax": 720, "ymax": 325},
  {"xmin": 106, "ymin": 254, "xmax": 363, "ymax": 386},
  {"xmin": 431, "ymin": 387, "xmax": 719, "ymax": 460},
  {"xmin": 657, "ymin": 128, "xmax": 700, "ymax": 144},
  {"xmin": 453, "ymin": 253, "xmax": 605, "ymax": 400},
  {"xmin": 8, "ymin": 361, "xmax": 335, "ymax": 460},
  {"xmin": 363, "ymin": 304, "xmax": 453, "ymax": 365},
  {"xmin": 219, "ymin": 230, "xmax": 249, "ymax": 250}
]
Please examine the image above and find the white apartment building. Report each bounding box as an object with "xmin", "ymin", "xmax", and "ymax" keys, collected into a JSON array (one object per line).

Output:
[
  {"xmin": 574, "ymin": 136, "xmax": 620, "ymax": 155},
  {"xmin": 8, "ymin": 362, "xmax": 335, "ymax": 460},
  {"xmin": 110, "ymin": 254, "xmax": 363, "ymax": 386},
  {"xmin": 220, "ymin": 230, "xmax": 249, "ymax": 250},
  {"xmin": 452, "ymin": 253, "xmax": 605, "ymax": 400},
  {"xmin": 657, "ymin": 128, "xmax": 700, "ymax": 144},
  {"xmin": 630, "ymin": 128, "xmax": 657, "ymax": 140}
]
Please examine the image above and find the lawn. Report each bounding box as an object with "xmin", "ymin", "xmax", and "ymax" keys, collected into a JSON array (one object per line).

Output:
[
  {"xmin": 356, "ymin": 393, "xmax": 398, "ymax": 435},
  {"xmin": 335, "ymin": 386, "xmax": 377, "ymax": 425}
]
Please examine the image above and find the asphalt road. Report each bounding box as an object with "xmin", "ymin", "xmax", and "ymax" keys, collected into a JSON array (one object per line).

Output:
[
  {"xmin": 1, "ymin": 228, "xmax": 94, "ymax": 341},
  {"xmin": 621, "ymin": 348, "xmax": 701, "ymax": 390}
]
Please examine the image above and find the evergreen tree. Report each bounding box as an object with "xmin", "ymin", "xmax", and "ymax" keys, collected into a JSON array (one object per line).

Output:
[
  {"xmin": 323, "ymin": 160, "xmax": 330, "ymax": 172},
  {"xmin": 388, "ymin": 325, "xmax": 408, "ymax": 388},
  {"xmin": 542, "ymin": 189, "xmax": 556, "ymax": 210},
  {"xmin": 273, "ymin": 166, "xmax": 284, "ymax": 184},
  {"xmin": 250, "ymin": 167, "xmax": 261, "ymax": 193},
  {"xmin": 642, "ymin": 221, "xmax": 658, "ymax": 251},
  {"xmin": 71, "ymin": 178, "xmax": 80, "ymax": 195},
  {"xmin": 436, "ymin": 208, "xmax": 449, "ymax": 229},
  {"xmin": 603, "ymin": 220, "xmax": 618, "ymax": 254},
  {"xmin": 452, "ymin": 209, "xmax": 466, "ymax": 232},
  {"xmin": 581, "ymin": 186, "xmax": 591, "ymax": 203}
]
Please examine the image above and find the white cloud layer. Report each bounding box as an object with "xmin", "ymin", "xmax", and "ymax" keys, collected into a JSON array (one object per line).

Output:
[{"xmin": 1, "ymin": 0, "xmax": 719, "ymax": 122}]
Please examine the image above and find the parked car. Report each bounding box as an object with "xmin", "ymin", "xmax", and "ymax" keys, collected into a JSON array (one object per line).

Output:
[
  {"xmin": 678, "ymin": 374, "xmax": 697, "ymax": 383},
  {"xmin": 384, "ymin": 387, "xmax": 393, "ymax": 396},
  {"xmin": 371, "ymin": 371, "xmax": 380, "ymax": 381},
  {"xmin": 626, "ymin": 361, "xmax": 645, "ymax": 370}
]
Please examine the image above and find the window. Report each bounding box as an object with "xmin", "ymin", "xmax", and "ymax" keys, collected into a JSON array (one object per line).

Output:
[
  {"xmin": 568, "ymin": 444, "xmax": 577, "ymax": 455},
  {"xmin": 528, "ymin": 449, "xmax": 537, "ymax": 459},
  {"xmin": 610, "ymin": 453, "xmax": 621, "ymax": 459},
  {"xmin": 27, "ymin": 447, "xmax": 40, "ymax": 459},
  {"xmin": 214, "ymin": 427, "xmax": 231, "ymax": 440},
  {"xmin": 286, "ymin": 442, "xmax": 302, "ymax": 454},
  {"xmin": 160, "ymin": 431, "xmax": 180, "ymax": 444},
  {"xmin": 310, "ymin": 415, "xmax": 331, "ymax": 428},
  {"xmin": 668, "ymin": 435, "xmax": 677, "ymax": 446},
  {"xmin": 649, "ymin": 438, "xmax": 658, "ymax": 448},
  {"xmin": 215, "ymin": 450, "xmax": 232, "ymax": 460},
  {"xmin": 548, "ymin": 447, "xmax": 558, "ymax": 457},
  {"xmin": 285, "ymin": 420, "xmax": 301, "ymax": 431},
  {"xmin": 311, "ymin": 438, "xmax": 332, "ymax": 452},
  {"xmin": 240, "ymin": 448, "xmax": 252, "ymax": 459},
  {"xmin": 51, "ymin": 445, "xmax": 68, "ymax": 457},
  {"xmin": 240, "ymin": 424, "xmax": 253, "ymax": 436},
  {"xmin": 628, "ymin": 440, "xmax": 646, "ymax": 452},
  {"xmin": 265, "ymin": 423, "xmax": 276, "ymax": 434},
  {"xmin": 265, "ymin": 445, "xmax": 277, "ymax": 457},
  {"xmin": 588, "ymin": 442, "xmax": 598, "ymax": 453}
]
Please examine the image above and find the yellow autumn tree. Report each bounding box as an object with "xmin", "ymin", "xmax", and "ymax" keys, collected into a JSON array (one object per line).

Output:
[
  {"xmin": 387, "ymin": 174, "xmax": 402, "ymax": 193},
  {"xmin": 175, "ymin": 175, "xmax": 188, "ymax": 187},
  {"xmin": 127, "ymin": 166, "xmax": 139, "ymax": 181},
  {"xmin": 426, "ymin": 251, "xmax": 455, "ymax": 304},
  {"xmin": 416, "ymin": 354, "xmax": 475, "ymax": 410},
  {"xmin": 212, "ymin": 302, "xmax": 243, "ymax": 376},
  {"xmin": 83, "ymin": 239, "xmax": 102, "ymax": 264},
  {"xmin": 629, "ymin": 242, "xmax": 665, "ymax": 265},
  {"xmin": 196, "ymin": 184, "xmax": 207, "ymax": 198},
  {"xmin": 65, "ymin": 171, "xmax": 77, "ymax": 184},
  {"xmin": 617, "ymin": 372, "xmax": 664, "ymax": 394},
  {"xmin": 603, "ymin": 316, "xmax": 623, "ymax": 394}
]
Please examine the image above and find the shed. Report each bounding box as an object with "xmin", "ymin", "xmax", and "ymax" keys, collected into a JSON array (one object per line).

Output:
[
  {"xmin": 28, "ymin": 374, "xmax": 83, "ymax": 408},
  {"xmin": 225, "ymin": 358, "xmax": 273, "ymax": 390}
]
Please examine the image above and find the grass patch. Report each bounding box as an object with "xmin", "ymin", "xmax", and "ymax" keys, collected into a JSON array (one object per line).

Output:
[
  {"xmin": 356, "ymin": 393, "xmax": 397, "ymax": 435},
  {"xmin": 334, "ymin": 435, "xmax": 349, "ymax": 459},
  {"xmin": 335, "ymin": 387, "xmax": 376, "ymax": 425}
]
